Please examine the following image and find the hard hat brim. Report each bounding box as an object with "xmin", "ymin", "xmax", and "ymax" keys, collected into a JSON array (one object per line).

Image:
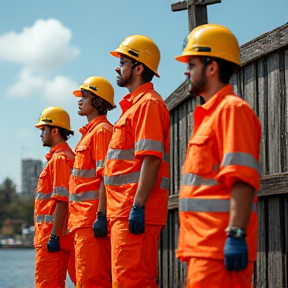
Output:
[
  {"xmin": 73, "ymin": 90, "xmax": 82, "ymax": 97},
  {"xmin": 110, "ymin": 50, "xmax": 160, "ymax": 78}
]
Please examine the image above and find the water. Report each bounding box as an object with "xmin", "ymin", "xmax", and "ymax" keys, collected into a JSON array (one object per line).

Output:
[{"xmin": 0, "ymin": 249, "xmax": 74, "ymax": 288}]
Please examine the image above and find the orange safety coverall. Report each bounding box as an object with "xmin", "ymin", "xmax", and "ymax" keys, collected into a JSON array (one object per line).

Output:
[
  {"xmin": 177, "ymin": 85, "xmax": 261, "ymax": 288},
  {"xmin": 104, "ymin": 82, "xmax": 170, "ymax": 288},
  {"xmin": 34, "ymin": 142, "xmax": 76, "ymax": 288},
  {"xmin": 69, "ymin": 115, "xmax": 113, "ymax": 288}
]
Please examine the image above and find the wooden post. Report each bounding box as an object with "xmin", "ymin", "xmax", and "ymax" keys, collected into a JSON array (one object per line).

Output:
[{"xmin": 171, "ymin": 0, "xmax": 221, "ymax": 31}]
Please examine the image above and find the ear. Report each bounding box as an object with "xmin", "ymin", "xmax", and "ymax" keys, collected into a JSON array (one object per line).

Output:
[
  {"xmin": 51, "ymin": 127, "xmax": 58, "ymax": 136},
  {"xmin": 208, "ymin": 60, "xmax": 219, "ymax": 76},
  {"xmin": 134, "ymin": 64, "xmax": 144, "ymax": 76}
]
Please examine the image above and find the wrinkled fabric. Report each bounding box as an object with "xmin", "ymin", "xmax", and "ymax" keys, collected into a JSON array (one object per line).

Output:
[
  {"xmin": 34, "ymin": 142, "xmax": 75, "ymax": 286},
  {"xmin": 35, "ymin": 247, "xmax": 70, "ymax": 288},
  {"xmin": 111, "ymin": 220, "xmax": 161, "ymax": 288},
  {"xmin": 177, "ymin": 85, "xmax": 261, "ymax": 262},
  {"xmin": 104, "ymin": 82, "xmax": 170, "ymax": 225},
  {"xmin": 69, "ymin": 116, "xmax": 113, "ymax": 231},
  {"xmin": 69, "ymin": 116, "xmax": 113, "ymax": 287},
  {"xmin": 186, "ymin": 258, "xmax": 254, "ymax": 288},
  {"xmin": 73, "ymin": 227, "xmax": 111, "ymax": 288}
]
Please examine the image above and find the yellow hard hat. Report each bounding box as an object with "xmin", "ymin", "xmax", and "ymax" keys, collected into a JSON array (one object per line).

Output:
[
  {"xmin": 35, "ymin": 107, "xmax": 73, "ymax": 133},
  {"xmin": 110, "ymin": 35, "xmax": 161, "ymax": 77},
  {"xmin": 73, "ymin": 76, "xmax": 115, "ymax": 107},
  {"xmin": 176, "ymin": 24, "xmax": 241, "ymax": 66}
]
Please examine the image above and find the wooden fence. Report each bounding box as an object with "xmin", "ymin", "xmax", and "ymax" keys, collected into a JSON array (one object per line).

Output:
[{"xmin": 158, "ymin": 22, "xmax": 288, "ymax": 288}]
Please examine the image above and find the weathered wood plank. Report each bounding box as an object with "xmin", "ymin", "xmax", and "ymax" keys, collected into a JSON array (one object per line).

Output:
[
  {"xmin": 285, "ymin": 50, "xmax": 288, "ymax": 173},
  {"xmin": 173, "ymin": 109, "xmax": 180, "ymax": 195},
  {"xmin": 179, "ymin": 103, "xmax": 188, "ymax": 172},
  {"xmin": 267, "ymin": 52, "xmax": 282, "ymax": 174},
  {"xmin": 169, "ymin": 112, "xmax": 175, "ymax": 196},
  {"xmin": 256, "ymin": 198, "xmax": 268, "ymax": 288},
  {"xmin": 243, "ymin": 62, "xmax": 258, "ymax": 113},
  {"xmin": 267, "ymin": 197, "xmax": 285, "ymax": 288},
  {"xmin": 171, "ymin": 0, "xmax": 221, "ymax": 11},
  {"xmin": 257, "ymin": 58, "xmax": 269, "ymax": 176},
  {"xmin": 241, "ymin": 23, "xmax": 288, "ymax": 66}
]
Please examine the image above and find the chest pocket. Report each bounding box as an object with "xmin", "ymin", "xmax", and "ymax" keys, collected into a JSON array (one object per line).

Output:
[
  {"xmin": 110, "ymin": 119, "xmax": 134, "ymax": 150},
  {"xmin": 75, "ymin": 143, "xmax": 91, "ymax": 168},
  {"xmin": 185, "ymin": 133, "xmax": 214, "ymax": 175}
]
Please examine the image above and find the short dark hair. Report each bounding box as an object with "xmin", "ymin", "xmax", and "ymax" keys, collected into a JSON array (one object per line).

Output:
[
  {"xmin": 49, "ymin": 126, "xmax": 73, "ymax": 141},
  {"xmin": 125, "ymin": 55, "xmax": 155, "ymax": 83},
  {"xmin": 86, "ymin": 91, "xmax": 115, "ymax": 115},
  {"xmin": 200, "ymin": 57, "xmax": 237, "ymax": 84}
]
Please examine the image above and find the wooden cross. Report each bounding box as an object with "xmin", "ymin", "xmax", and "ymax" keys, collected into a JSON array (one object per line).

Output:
[{"xmin": 171, "ymin": 0, "xmax": 221, "ymax": 31}]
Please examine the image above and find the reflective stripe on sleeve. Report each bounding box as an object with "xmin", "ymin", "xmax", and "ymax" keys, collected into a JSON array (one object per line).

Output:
[
  {"xmin": 135, "ymin": 139, "xmax": 164, "ymax": 153},
  {"xmin": 96, "ymin": 160, "xmax": 105, "ymax": 170},
  {"xmin": 36, "ymin": 214, "xmax": 55, "ymax": 223},
  {"xmin": 104, "ymin": 171, "xmax": 140, "ymax": 186},
  {"xmin": 53, "ymin": 187, "xmax": 69, "ymax": 197},
  {"xmin": 35, "ymin": 192, "xmax": 52, "ymax": 201},
  {"xmin": 160, "ymin": 177, "xmax": 169, "ymax": 190},
  {"xmin": 69, "ymin": 190, "xmax": 99, "ymax": 202},
  {"xmin": 179, "ymin": 198, "xmax": 256, "ymax": 212},
  {"xmin": 72, "ymin": 168, "xmax": 96, "ymax": 178},
  {"xmin": 181, "ymin": 173, "xmax": 218, "ymax": 187},
  {"xmin": 222, "ymin": 152, "xmax": 261, "ymax": 175},
  {"xmin": 106, "ymin": 148, "xmax": 135, "ymax": 160}
]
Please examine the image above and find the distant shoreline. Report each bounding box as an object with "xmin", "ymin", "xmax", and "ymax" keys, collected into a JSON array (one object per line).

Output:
[{"xmin": 0, "ymin": 244, "xmax": 34, "ymax": 249}]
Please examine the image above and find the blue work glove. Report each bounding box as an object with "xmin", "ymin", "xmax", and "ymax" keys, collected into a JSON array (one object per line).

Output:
[
  {"xmin": 93, "ymin": 213, "xmax": 108, "ymax": 237},
  {"xmin": 47, "ymin": 235, "xmax": 60, "ymax": 253},
  {"xmin": 224, "ymin": 237, "xmax": 248, "ymax": 271},
  {"xmin": 128, "ymin": 205, "xmax": 145, "ymax": 235}
]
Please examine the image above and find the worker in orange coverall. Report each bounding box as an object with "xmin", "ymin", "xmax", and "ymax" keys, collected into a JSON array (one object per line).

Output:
[
  {"xmin": 34, "ymin": 106, "xmax": 76, "ymax": 288},
  {"xmin": 175, "ymin": 24, "xmax": 262, "ymax": 288},
  {"xmin": 68, "ymin": 76, "xmax": 115, "ymax": 287},
  {"xmin": 104, "ymin": 35, "xmax": 170, "ymax": 288}
]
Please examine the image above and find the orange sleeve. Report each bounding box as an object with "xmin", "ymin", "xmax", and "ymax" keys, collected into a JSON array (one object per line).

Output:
[
  {"xmin": 91, "ymin": 125, "xmax": 113, "ymax": 178},
  {"xmin": 51, "ymin": 154, "xmax": 70, "ymax": 202},
  {"xmin": 133, "ymin": 98, "xmax": 170, "ymax": 160},
  {"xmin": 216, "ymin": 101, "xmax": 262, "ymax": 191}
]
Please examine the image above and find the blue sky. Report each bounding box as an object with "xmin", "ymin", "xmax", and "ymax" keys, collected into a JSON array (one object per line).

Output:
[{"xmin": 0, "ymin": 0, "xmax": 287, "ymax": 192}]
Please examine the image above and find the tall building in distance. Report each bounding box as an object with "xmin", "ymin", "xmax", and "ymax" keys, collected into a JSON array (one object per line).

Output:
[{"xmin": 21, "ymin": 159, "xmax": 43, "ymax": 196}]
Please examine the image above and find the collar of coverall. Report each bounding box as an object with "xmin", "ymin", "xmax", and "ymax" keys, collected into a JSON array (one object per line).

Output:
[
  {"xmin": 201, "ymin": 84, "xmax": 234, "ymax": 111},
  {"xmin": 45, "ymin": 142, "xmax": 70, "ymax": 161},
  {"xmin": 120, "ymin": 82, "xmax": 154, "ymax": 111},
  {"xmin": 78, "ymin": 115, "xmax": 108, "ymax": 136}
]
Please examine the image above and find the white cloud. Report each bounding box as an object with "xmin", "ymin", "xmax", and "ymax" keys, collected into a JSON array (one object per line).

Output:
[
  {"xmin": 7, "ymin": 67, "xmax": 78, "ymax": 104},
  {"xmin": 0, "ymin": 18, "xmax": 79, "ymax": 72}
]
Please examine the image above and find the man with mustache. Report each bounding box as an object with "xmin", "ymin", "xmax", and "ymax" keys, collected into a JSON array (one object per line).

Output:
[
  {"xmin": 34, "ymin": 107, "xmax": 75, "ymax": 288},
  {"xmin": 104, "ymin": 35, "xmax": 170, "ymax": 287},
  {"xmin": 175, "ymin": 24, "xmax": 261, "ymax": 287}
]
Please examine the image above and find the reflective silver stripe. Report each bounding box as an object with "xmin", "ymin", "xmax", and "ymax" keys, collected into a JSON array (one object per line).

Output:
[
  {"xmin": 181, "ymin": 173, "xmax": 218, "ymax": 186},
  {"xmin": 104, "ymin": 171, "xmax": 140, "ymax": 186},
  {"xmin": 180, "ymin": 198, "xmax": 256, "ymax": 212},
  {"xmin": 163, "ymin": 153, "xmax": 169, "ymax": 162},
  {"xmin": 36, "ymin": 192, "xmax": 52, "ymax": 201},
  {"xmin": 96, "ymin": 160, "xmax": 105, "ymax": 170},
  {"xmin": 222, "ymin": 152, "xmax": 261, "ymax": 174},
  {"xmin": 106, "ymin": 148, "xmax": 135, "ymax": 160},
  {"xmin": 36, "ymin": 214, "xmax": 55, "ymax": 223},
  {"xmin": 160, "ymin": 177, "xmax": 169, "ymax": 190},
  {"xmin": 69, "ymin": 190, "xmax": 99, "ymax": 202},
  {"xmin": 72, "ymin": 168, "xmax": 96, "ymax": 178},
  {"xmin": 53, "ymin": 187, "xmax": 68, "ymax": 197},
  {"xmin": 135, "ymin": 139, "xmax": 164, "ymax": 153}
]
